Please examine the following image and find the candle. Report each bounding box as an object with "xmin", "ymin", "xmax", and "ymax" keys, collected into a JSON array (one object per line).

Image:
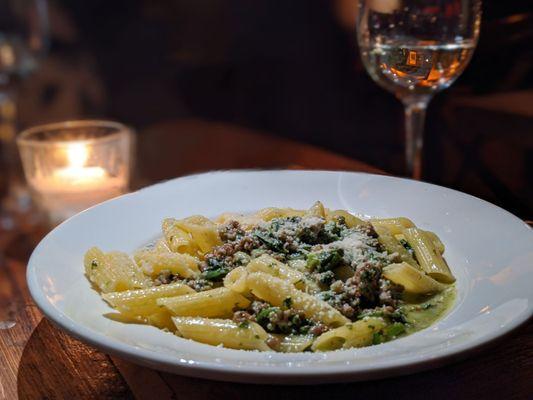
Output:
[
  {"xmin": 34, "ymin": 143, "xmax": 114, "ymax": 192},
  {"xmin": 17, "ymin": 121, "xmax": 133, "ymax": 224},
  {"xmin": 29, "ymin": 142, "xmax": 126, "ymax": 222}
]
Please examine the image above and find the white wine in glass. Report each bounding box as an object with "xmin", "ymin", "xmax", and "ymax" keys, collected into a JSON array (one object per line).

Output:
[{"xmin": 356, "ymin": 0, "xmax": 481, "ymax": 179}]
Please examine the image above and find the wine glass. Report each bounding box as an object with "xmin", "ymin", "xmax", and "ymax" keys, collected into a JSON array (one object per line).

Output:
[
  {"xmin": 0, "ymin": 0, "xmax": 48, "ymax": 229},
  {"xmin": 356, "ymin": 0, "xmax": 481, "ymax": 179}
]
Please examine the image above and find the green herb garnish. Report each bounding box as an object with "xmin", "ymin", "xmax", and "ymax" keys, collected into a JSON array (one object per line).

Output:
[
  {"xmin": 256, "ymin": 307, "xmax": 278, "ymax": 325},
  {"xmin": 306, "ymin": 249, "xmax": 344, "ymax": 272},
  {"xmin": 372, "ymin": 323, "xmax": 406, "ymax": 345},
  {"xmin": 384, "ymin": 322, "xmax": 405, "ymax": 338},
  {"xmin": 254, "ymin": 231, "xmax": 284, "ymax": 252},
  {"xmin": 372, "ymin": 332, "xmax": 386, "ymax": 345},
  {"xmin": 203, "ymin": 267, "xmax": 229, "ymax": 281}
]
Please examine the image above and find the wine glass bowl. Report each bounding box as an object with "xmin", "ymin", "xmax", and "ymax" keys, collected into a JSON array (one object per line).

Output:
[
  {"xmin": 356, "ymin": 0, "xmax": 481, "ymax": 178},
  {"xmin": 361, "ymin": 40, "xmax": 476, "ymax": 98}
]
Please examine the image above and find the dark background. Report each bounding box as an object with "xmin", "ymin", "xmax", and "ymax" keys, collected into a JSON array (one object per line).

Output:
[{"xmin": 17, "ymin": 0, "xmax": 533, "ymax": 218}]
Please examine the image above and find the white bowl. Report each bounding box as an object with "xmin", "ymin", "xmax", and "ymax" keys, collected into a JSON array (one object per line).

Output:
[{"xmin": 27, "ymin": 170, "xmax": 533, "ymax": 384}]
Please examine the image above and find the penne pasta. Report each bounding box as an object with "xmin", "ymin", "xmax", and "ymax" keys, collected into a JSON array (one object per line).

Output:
[
  {"xmin": 382, "ymin": 262, "xmax": 445, "ymax": 294},
  {"xmin": 311, "ymin": 317, "xmax": 387, "ymax": 351},
  {"xmin": 306, "ymin": 201, "xmax": 326, "ymax": 218},
  {"xmin": 153, "ymin": 238, "xmax": 171, "ymax": 253},
  {"xmin": 162, "ymin": 218, "xmax": 198, "ymax": 255},
  {"xmin": 399, "ymin": 231, "xmax": 445, "ymax": 255},
  {"xmin": 370, "ymin": 217, "xmax": 415, "ymax": 235},
  {"xmin": 275, "ymin": 334, "xmax": 315, "ymax": 353},
  {"xmin": 146, "ymin": 310, "xmax": 176, "ymax": 330},
  {"xmin": 403, "ymin": 228, "xmax": 455, "ymax": 283},
  {"xmin": 326, "ymin": 210, "xmax": 365, "ymax": 228},
  {"xmin": 173, "ymin": 215, "xmax": 222, "ymax": 254},
  {"xmin": 172, "ymin": 317, "xmax": 271, "ymax": 351},
  {"xmin": 223, "ymin": 266, "xmax": 249, "ymax": 294},
  {"xmin": 246, "ymin": 272, "xmax": 350, "ymax": 327},
  {"xmin": 157, "ymin": 287, "xmax": 250, "ymax": 318},
  {"xmin": 246, "ymin": 255, "xmax": 306, "ymax": 290},
  {"xmin": 373, "ymin": 225, "xmax": 419, "ymax": 267},
  {"xmin": 107, "ymin": 309, "xmax": 176, "ymax": 331},
  {"xmin": 102, "ymin": 282, "xmax": 195, "ymax": 316},
  {"xmin": 84, "ymin": 247, "xmax": 149, "ymax": 293},
  {"xmin": 134, "ymin": 248, "xmax": 200, "ymax": 278},
  {"xmin": 254, "ymin": 207, "xmax": 305, "ymax": 221},
  {"xmin": 423, "ymin": 230, "xmax": 445, "ymax": 254}
]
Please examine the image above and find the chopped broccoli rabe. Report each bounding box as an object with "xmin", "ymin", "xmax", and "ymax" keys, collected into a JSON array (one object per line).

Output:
[
  {"xmin": 372, "ymin": 322, "xmax": 406, "ymax": 344},
  {"xmin": 253, "ymin": 231, "xmax": 285, "ymax": 252},
  {"xmin": 306, "ymin": 249, "xmax": 344, "ymax": 272}
]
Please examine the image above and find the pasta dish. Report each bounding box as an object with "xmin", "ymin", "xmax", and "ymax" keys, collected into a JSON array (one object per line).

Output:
[{"xmin": 84, "ymin": 202, "xmax": 455, "ymax": 352}]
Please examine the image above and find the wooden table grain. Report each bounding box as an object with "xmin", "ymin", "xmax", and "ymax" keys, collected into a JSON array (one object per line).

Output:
[{"xmin": 1, "ymin": 120, "xmax": 531, "ymax": 400}]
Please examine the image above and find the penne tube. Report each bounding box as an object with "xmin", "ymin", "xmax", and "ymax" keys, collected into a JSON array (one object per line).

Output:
[
  {"xmin": 172, "ymin": 317, "xmax": 271, "ymax": 351},
  {"xmin": 255, "ymin": 207, "xmax": 305, "ymax": 221},
  {"xmin": 134, "ymin": 248, "xmax": 200, "ymax": 278},
  {"xmin": 275, "ymin": 334, "xmax": 315, "ymax": 353},
  {"xmin": 246, "ymin": 255, "xmax": 307, "ymax": 290},
  {"xmin": 152, "ymin": 238, "xmax": 171, "ymax": 253},
  {"xmin": 246, "ymin": 272, "xmax": 350, "ymax": 327},
  {"xmin": 423, "ymin": 230, "xmax": 445, "ymax": 254},
  {"xmin": 162, "ymin": 218, "xmax": 198, "ymax": 255},
  {"xmin": 84, "ymin": 247, "xmax": 149, "ymax": 293},
  {"xmin": 146, "ymin": 310, "xmax": 176, "ymax": 330},
  {"xmin": 373, "ymin": 226, "xmax": 419, "ymax": 267},
  {"xmin": 399, "ymin": 231, "xmax": 445, "ymax": 255},
  {"xmin": 306, "ymin": 201, "xmax": 326, "ymax": 218},
  {"xmin": 157, "ymin": 287, "xmax": 250, "ymax": 318},
  {"xmin": 103, "ymin": 282, "xmax": 195, "ymax": 316},
  {"xmin": 370, "ymin": 217, "xmax": 415, "ymax": 235},
  {"xmin": 403, "ymin": 228, "xmax": 455, "ymax": 283},
  {"xmin": 223, "ymin": 266, "xmax": 249, "ymax": 294},
  {"xmin": 106, "ymin": 310, "xmax": 177, "ymax": 331},
  {"xmin": 382, "ymin": 262, "xmax": 445, "ymax": 294},
  {"xmin": 311, "ymin": 317, "xmax": 387, "ymax": 352},
  {"xmin": 326, "ymin": 210, "xmax": 365, "ymax": 228},
  {"xmin": 174, "ymin": 215, "xmax": 222, "ymax": 254}
]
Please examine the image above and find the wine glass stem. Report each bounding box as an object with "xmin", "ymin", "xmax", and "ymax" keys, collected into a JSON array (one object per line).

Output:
[{"xmin": 403, "ymin": 97, "xmax": 429, "ymax": 180}]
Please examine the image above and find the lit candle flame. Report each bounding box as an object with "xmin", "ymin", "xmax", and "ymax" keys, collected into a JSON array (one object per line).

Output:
[
  {"xmin": 59, "ymin": 142, "xmax": 106, "ymax": 182},
  {"xmin": 66, "ymin": 143, "xmax": 89, "ymax": 168}
]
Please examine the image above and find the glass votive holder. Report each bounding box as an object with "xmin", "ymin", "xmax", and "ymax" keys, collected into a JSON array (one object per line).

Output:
[{"xmin": 17, "ymin": 120, "xmax": 133, "ymax": 224}]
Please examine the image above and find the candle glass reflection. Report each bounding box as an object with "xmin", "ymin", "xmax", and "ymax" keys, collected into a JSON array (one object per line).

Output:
[{"xmin": 17, "ymin": 121, "xmax": 133, "ymax": 224}]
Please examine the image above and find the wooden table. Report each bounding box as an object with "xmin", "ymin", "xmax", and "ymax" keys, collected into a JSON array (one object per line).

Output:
[{"xmin": 1, "ymin": 120, "xmax": 531, "ymax": 399}]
